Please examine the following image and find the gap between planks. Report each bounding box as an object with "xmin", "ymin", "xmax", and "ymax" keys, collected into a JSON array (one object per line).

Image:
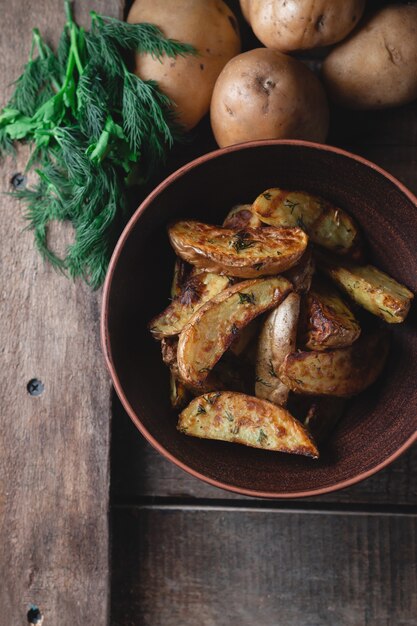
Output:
[{"xmin": 111, "ymin": 497, "xmax": 417, "ymax": 517}]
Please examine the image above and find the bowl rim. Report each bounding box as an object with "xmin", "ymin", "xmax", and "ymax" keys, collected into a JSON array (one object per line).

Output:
[{"xmin": 101, "ymin": 138, "xmax": 417, "ymax": 499}]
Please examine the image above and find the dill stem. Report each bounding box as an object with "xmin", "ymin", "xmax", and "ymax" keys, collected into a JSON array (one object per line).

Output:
[{"xmin": 70, "ymin": 24, "xmax": 84, "ymax": 75}]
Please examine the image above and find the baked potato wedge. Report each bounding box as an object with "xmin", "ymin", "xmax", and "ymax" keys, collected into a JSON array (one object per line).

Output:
[
  {"xmin": 178, "ymin": 391, "xmax": 319, "ymax": 458},
  {"xmin": 169, "ymin": 372, "xmax": 191, "ymax": 410},
  {"xmin": 229, "ymin": 318, "xmax": 260, "ymax": 357},
  {"xmin": 223, "ymin": 204, "xmax": 262, "ymax": 229},
  {"xmin": 279, "ymin": 330, "xmax": 390, "ymax": 397},
  {"xmin": 177, "ymin": 276, "xmax": 292, "ymax": 387},
  {"xmin": 301, "ymin": 280, "xmax": 361, "ymax": 350},
  {"xmin": 255, "ymin": 292, "xmax": 300, "ymax": 406},
  {"xmin": 150, "ymin": 271, "xmax": 231, "ymax": 339},
  {"xmin": 252, "ymin": 188, "xmax": 362, "ymax": 259},
  {"xmin": 321, "ymin": 259, "xmax": 414, "ymax": 324},
  {"xmin": 284, "ymin": 247, "xmax": 315, "ymax": 294},
  {"xmin": 170, "ymin": 257, "xmax": 192, "ymax": 299},
  {"xmin": 168, "ymin": 220, "xmax": 308, "ymax": 278},
  {"xmin": 161, "ymin": 336, "xmax": 242, "ymax": 395}
]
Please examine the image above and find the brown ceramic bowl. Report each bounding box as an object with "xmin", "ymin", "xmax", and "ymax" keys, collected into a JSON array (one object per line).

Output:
[{"xmin": 101, "ymin": 140, "xmax": 417, "ymax": 498}]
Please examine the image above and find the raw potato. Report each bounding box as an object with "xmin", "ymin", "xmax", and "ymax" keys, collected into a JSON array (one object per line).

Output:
[
  {"xmin": 177, "ymin": 276, "xmax": 292, "ymax": 387},
  {"xmin": 210, "ymin": 48, "xmax": 329, "ymax": 147},
  {"xmin": 168, "ymin": 220, "xmax": 308, "ymax": 278},
  {"xmin": 240, "ymin": 0, "xmax": 365, "ymax": 52},
  {"xmin": 255, "ymin": 292, "xmax": 300, "ymax": 406},
  {"xmin": 321, "ymin": 260, "xmax": 414, "ymax": 324},
  {"xmin": 223, "ymin": 204, "xmax": 262, "ymax": 229},
  {"xmin": 322, "ymin": 4, "xmax": 417, "ymax": 110},
  {"xmin": 253, "ymin": 188, "xmax": 362, "ymax": 259},
  {"xmin": 127, "ymin": 0, "xmax": 241, "ymax": 130},
  {"xmin": 279, "ymin": 330, "xmax": 390, "ymax": 397},
  {"xmin": 150, "ymin": 271, "xmax": 231, "ymax": 339},
  {"xmin": 178, "ymin": 391, "xmax": 319, "ymax": 458},
  {"xmin": 301, "ymin": 280, "xmax": 361, "ymax": 350}
]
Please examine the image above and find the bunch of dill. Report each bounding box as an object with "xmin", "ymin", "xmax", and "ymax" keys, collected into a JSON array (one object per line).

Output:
[{"xmin": 0, "ymin": 1, "xmax": 195, "ymax": 288}]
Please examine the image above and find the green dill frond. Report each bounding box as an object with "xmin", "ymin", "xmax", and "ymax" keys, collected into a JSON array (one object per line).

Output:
[
  {"xmin": 76, "ymin": 65, "xmax": 107, "ymax": 139},
  {"xmin": 0, "ymin": 127, "xmax": 15, "ymax": 158},
  {"xmin": 96, "ymin": 19, "xmax": 197, "ymax": 61}
]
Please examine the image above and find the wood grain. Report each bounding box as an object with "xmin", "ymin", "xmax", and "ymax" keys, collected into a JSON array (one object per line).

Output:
[
  {"xmin": 111, "ymin": 506, "xmax": 417, "ymax": 626},
  {"xmin": 0, "ymin": 2, "xmax": 121, "ymax": 624},
  {"xmin": 111, "ymin": 395, "xmax": 417, "ymax": 505}
]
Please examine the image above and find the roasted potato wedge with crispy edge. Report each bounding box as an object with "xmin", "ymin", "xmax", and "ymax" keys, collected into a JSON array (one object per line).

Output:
[
  {"xmin": 252, "ymin": 188, "xmax": 362, "ymax": 259},
  {"xmin": 169, "ymin": 372, "xmax": 191, "ymax": 410},
  {"xmin": 283, "ymin": 246, "xmax": 315, "ymax": 293},
  {"xmin": 168, "ymin": 220, "xmax": 308, "ymax": 278},
  {"xmin": 150, "ymin": 271, "xmax": 231, "ymax": 339},
  {"xmin": 301, "ymin": 279, "xmax": 361, "ymax": 350},
  {"xmin": 170, "ymin": 257, "xmax": 192, "ymax": 299},
  {"xmin": 255, "ymin": 292, "xmax": 300, "ymax": 406},
  {"xmin": 320, "ymin": 257, "xmax": 414, "ymax": 323},
  {"xmin": 223, "ymin": 204, "xmax": 262, "ymax": 229},
  {"xmin": 229, "ymin": 318, "xmax": 260, "ymax": 357},
  {"xmin": 279, "ymin": 329, "xmax": 390, "ymax": 397},
  {"xmin": 162, "ymin": 337, "xmax": 246, "ymax": 395},
  {"xmin": 178, "ymin": 391, "xmax": 318, "ymax": 458},
  {"xmin": 177, "ymin": 276, "xmax": 292, "ymax": 387}
]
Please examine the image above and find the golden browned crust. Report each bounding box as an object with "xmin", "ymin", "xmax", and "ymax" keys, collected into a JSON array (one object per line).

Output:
[
  {"xmin": 177, "ymin": 276, "xmax": 292, "ymax": 387},
  {"xmin": 253, "ymin": 188, "xmax": 363, "ymax": 260},
  {"xmin": 301, "ymin": 280, "xmax": 361, "ymax": 350},
  {"xmin": 279, "ymin": 330, "xmax": 390, "ymax": 397},
  {"xmin": 178, "ymin": 391, "xmax": 318, "ymax": 458},
  {"xmin": 168, "ymin": 220, "xmax": 308, "ymax": 278}
]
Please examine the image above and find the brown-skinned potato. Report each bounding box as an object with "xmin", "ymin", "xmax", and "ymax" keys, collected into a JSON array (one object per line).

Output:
[
  {"xmin": 210, "ymin": 48, "xmax": 329, "ymax": 148},
  {"xmin": 240, "ymin": 0, "xmax": 365, "ymax": 52},
  {"xmin": 177, "ymin": 276, "xmax": 292, "ymax": 387},
  {"xmin": 127, "ymin": 0, "xmax": 241, "ymax": 130},
  {"xmin": 168, "ymin": 220, "xmax": 308, "ymax": 278},
  {"xmin": 178, "ymin": 391, "xmax": 319, "ymax": 458},
  {"xmin": 279, "ymin": 330, "xmax": 390, "ymax": 398},
  {"xmin": 322, "ymin": 4, "xmax": 417, "ymax": 110}
]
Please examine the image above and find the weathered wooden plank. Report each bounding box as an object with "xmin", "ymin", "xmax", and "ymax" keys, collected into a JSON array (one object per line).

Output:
[
  {"xmin": 111, "ymin": 395, "xmax": 417, "ymax": 505},
  {"xmin": 111, "ymin": 507, "xmax": 417, "ymax": 626},
  {"xmin": 0, "ymin": 2, "xmax": 122, "ymax": 624}
]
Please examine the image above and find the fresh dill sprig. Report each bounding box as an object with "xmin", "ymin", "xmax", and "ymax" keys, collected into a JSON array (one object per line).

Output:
[{"xmin": 0, "ymin": 0, "xmax": 196, "ymax": 288}]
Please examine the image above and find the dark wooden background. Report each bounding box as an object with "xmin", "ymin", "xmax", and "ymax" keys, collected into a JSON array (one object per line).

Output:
[{"xmin": 1, "ymin": 1, "xmax": 416, "ymax": 625}]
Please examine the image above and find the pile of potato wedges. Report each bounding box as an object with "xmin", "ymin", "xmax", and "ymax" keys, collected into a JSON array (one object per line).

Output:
[{"xmin": 149, "ymin": 189, "xmax": 414, "ymax": 459}]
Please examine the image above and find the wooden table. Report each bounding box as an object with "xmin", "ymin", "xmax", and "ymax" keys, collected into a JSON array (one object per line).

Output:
[{"xmin": 1, "ymin": 2, "xmax": 416, "ymax": 624}]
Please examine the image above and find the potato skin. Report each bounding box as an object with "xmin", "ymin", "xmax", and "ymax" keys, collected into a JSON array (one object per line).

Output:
[
  {"xmin": 178, "ymin": 391, "xmax": 318, "ymax": 457},
  {"xmin": 127, "ymin": 0, "xmax": 241, "ymax": 130},
  {"xmin": 301, "ymin": 280, "xmax": 361, "ymax": 351},
  {"xmin": 210, "ymin": 48, "xmax": 329, "ymax": 147},
  {"xmin": 255, "ymin": 292, "xmax": 300, "ymax": 406},
  {"xmin": 322, "ymin": 4, "xmax": 417, "ymax": 110},
  {"xmin": 279, "ymin": 330, "xmax": 390, "ymax": 397},
  {"xmin": 241, "ymin": 0, "xmax": 365, "ymax": 52},
  {"xmin": 168, "ymin": 220, "xmax": 308, "ymax": 278}
]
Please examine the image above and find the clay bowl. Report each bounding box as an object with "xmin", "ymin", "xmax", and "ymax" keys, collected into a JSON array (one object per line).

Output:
[{"xmin": 102, "ymin": 140, "xmax": 417, "ymax": 498}]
